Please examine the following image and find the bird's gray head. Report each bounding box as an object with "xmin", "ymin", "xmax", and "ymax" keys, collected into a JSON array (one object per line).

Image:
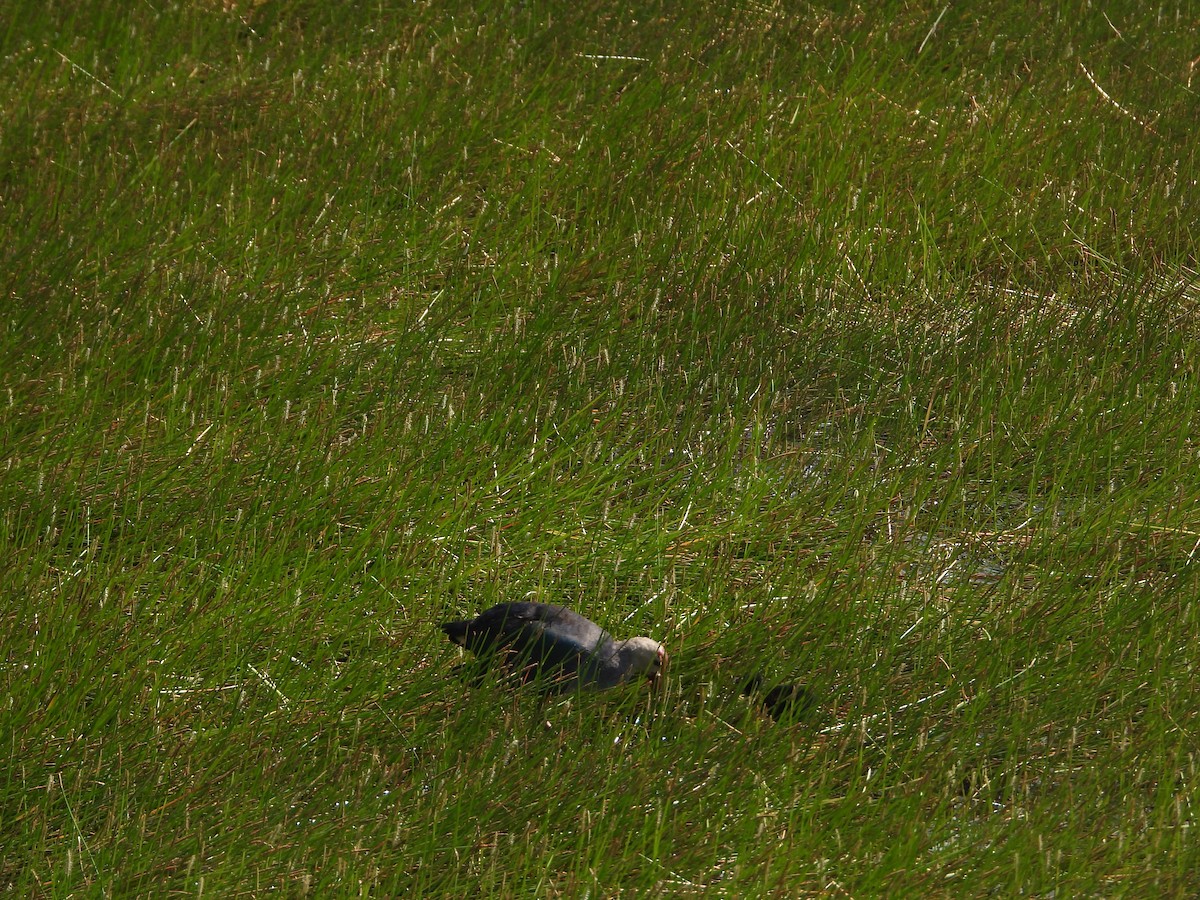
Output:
[{"xmin": 618, "ymin": 637, "xmax": 667, "ymax": 683}]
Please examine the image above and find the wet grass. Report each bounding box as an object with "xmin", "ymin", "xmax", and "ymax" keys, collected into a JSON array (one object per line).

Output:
[{"xmin": 3, "ymin": 1, "xmax": 1199, "ymax": 895}]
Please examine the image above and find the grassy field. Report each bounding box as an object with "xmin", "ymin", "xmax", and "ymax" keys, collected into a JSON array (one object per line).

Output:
[{"xmin": 3, "ymin": 0, "xmax": 1199, "ymax": 895}]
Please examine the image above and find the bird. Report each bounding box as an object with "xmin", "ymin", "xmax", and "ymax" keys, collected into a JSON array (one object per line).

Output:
[
  {"xmin": 742, "ymin": 673, "xmax": 816, "ymax": 722},
  {"xmin": 440, "ymin": 601, "xmax": 666, "ymax": 693}
]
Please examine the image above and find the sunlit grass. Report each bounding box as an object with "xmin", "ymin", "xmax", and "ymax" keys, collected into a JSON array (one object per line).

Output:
[{"xmin": 3, "ymin": 0, "xmax": 1199, "ymax": 895}]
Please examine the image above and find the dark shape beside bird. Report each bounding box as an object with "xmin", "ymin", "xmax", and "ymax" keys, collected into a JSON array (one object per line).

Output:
[
  {"xmin": 440, "ymin": 601, "xmax": 666, "ymax": 693},
  {"xmin": 743, "ymin": 673, "xmax": 816, "ymax": 721}
]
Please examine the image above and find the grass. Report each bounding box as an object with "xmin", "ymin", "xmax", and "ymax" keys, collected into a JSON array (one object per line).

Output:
[{"xmin": 2, "ymin": 0, "xmax": 1199, "ymax": 895}]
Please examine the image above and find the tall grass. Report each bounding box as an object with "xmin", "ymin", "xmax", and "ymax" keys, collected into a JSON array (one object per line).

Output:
[{"xmin": 3, "ymin": 0, "xmax": 1198, "ymax": 895}]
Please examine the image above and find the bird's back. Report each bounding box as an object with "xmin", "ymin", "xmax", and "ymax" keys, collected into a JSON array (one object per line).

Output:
[{"xmin": 441, "ymin": 602, "xmax": 617, "ymax": 687}]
